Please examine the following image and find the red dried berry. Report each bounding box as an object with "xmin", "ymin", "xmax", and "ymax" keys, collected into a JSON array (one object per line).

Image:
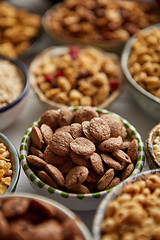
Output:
[
  {"xmin": 45, "ymin": 75, "xmax": 53, "ymax": 83},
  {"xmin": 69, "ymin": 46, "xmax": 80, "ymax": 60},
  {"xmin": 55, "ymin": 70, "xmax": 64, "ymax": 78},
  {"xmin": 110, "ymin": 79, "xmax": 119, "ymax": 91}
]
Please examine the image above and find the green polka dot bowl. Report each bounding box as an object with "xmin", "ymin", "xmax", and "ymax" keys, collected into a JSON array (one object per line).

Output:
[{"xmin": 20, "ymin": 107, "xmax": 145, "ymax": 211}]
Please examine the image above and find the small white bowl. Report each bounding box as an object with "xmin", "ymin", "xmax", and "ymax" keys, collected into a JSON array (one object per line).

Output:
[
  {"xmin": 0, "ymin": 56, "xmax": 29, "ymax": 130},
  {"xmin": 20, "ymin": 107, "xmax": 145, "ymax": 211}
]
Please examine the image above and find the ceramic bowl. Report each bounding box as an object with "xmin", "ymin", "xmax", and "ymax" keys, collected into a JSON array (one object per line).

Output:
[
  {"xmin": 146, "ymin": 122, "xmax": 160, "ymax": 169},
  {"xmin": 93, "ymin": 169, "xmax": 160, "ymax": 240},
  {"xmin": 20, "ymin": 107, "xmax": 145, "ymax": 211},
  {"xmin": 0, "ymin": 133, "xmax": 20, "ymax": 193},
  {"xmin": 0, "ymin": 56, "xmax": 29, "ymax": 130},
  {"xmin": 121, "ymin": 24, "xmax": 160, "ymax": 121},
  {"xmin": 29, "ymin": 45, "xmax": 125, "ymax": 110},
  {"xmin": 0, "ymin": 192, "xmax": 92, "ymax": 240}
]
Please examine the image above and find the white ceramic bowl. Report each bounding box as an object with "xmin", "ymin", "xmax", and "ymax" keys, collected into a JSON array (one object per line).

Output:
[
  {"xmin": 121, "ymin": 24, "xmax": 160, "ymax": 121},
  {"xmin": 0, "ymin": 56, "xmax": 29, "ymax": 130},
  {"xmin": 0, "ymin": 192, "xmax": 93, "ymax": 240},
  {"xmin": 0, "ymin": 133, "xmax": 20, "ymax": 193},
  {"xmin": 93, "ymin": 169, "xmax": 160, "ymax": 240},
  {"xmin": 20, "ymin": 107, "xmax": 145, "ymax": 211}
]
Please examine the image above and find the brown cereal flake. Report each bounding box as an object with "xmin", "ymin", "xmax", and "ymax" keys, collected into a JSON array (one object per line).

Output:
[
  {"xmin": 101, "ymin": 153, "xmax": 124, "ymax": 171},
  {"xmin": 74, "ymin": 106, "xmax": 98, "ymax": 123},
  {"xmin": 90, "ymin": 153, "xmax": 104, "ymax": 176},
  {"xmin": 30, "ymin": 126, "xmax": 44, "ymax": 149},
  {"xmin": 45, "ymin": 164, "xmax": 65, "ymax": 187},
  {"xmin": 97, "ymin": 168, "xmax": 115, "ymax": 190},
  {"xmin": 40, "ymin": 124, "xmax": 53, "ymax": 145},
  {"xmin": 112, "ymin": 149, "xmax": 131, "ymax": 164},
  {"xmin": 70, "ymin": 137, "xmax": 95, "ymax": 155},
  {"xmin": 44, "ymin": 145, "xmax": 66, "ymax": 166},
  {"xmin": 58, "ymin": 107, "xmax": 74, "ymax": 126},
  {"xmin": 99, "ymin": 136, "xmax": 123, "ymax": 152},
  {"xmin": 40, "ymin": 110, "xmax": 59, "ymax": 131},
  {"xmin": 70, "ymin": 151, "xmax": 91, "ymax": 168},
  {"xmin": 70, "ymin": 123, "xmax": 84, "ymax": 139}
]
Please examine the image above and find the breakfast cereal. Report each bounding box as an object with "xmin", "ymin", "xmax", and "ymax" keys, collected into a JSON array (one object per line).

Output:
[{"xmin": 153, "ymin": 127, "xmax": 160, "ymax": 162}]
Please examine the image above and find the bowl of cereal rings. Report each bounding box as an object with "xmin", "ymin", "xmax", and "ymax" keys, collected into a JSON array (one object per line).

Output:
[
  {"xmin": 0, "ymin": 192, "xmax": 92, "ymax": 240},
  {"xmin": 0, "ymin": 133, "xmax": 20, "ymax": 194},
  {"xmin": 93, "ymin": 168, "xmax": 160, "ymax": 240},
  {"xmin": 29, "ymin": 45, "xmax": 125, "ymax": 110},
  {"xmin": 121, "ymin": 23, "xmax": 160, "ymax": 121},
  {"xmin": 20, "ymin": 106, "xmax": 145, "ymax": 211},
  {"xmin": 146, "ymin": 123, "xmax": 160, "ymax": 169}
]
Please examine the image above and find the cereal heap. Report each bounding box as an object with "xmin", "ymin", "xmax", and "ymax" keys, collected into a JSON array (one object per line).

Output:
[
  {"xmin": 0, "ymin": 59, "xmax": 24, "ymax": 109},
  {"xmin": 0, "ymin": 196, "xmax": 85, "ymax": 240},
  {"xmin": 129, "ymin": 28, "xmax": 160, "ymax": 99},
  {"xmin": 101, "ymin": 174, "xmax": 160, "ymax": 240},
  {"xmin": 48, "ymin": 0, "xmax": 160, "ymax": 42},
  {"xmin": 32, "ymin": 46, "xmax": 121, "ymax": 106},
  {"xmin": 0, "ymin": 143, "xmax": 12, "ymax": 194},
  {"xmin": 153, "ymin": 127, "xmax": 160, "ymax": 163},
  {"xmin": 27, "ymin": 107, "xmax": 139, "ymax": 194},
  {"xmin": 0, "ymin": 1, "xmax": 41, "ymax": 58}
]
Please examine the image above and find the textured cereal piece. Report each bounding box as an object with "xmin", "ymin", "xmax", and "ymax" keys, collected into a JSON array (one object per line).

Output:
[
  {"xmin": 27, "ymin": 155, "xmax": 46, "ymax": 168},
  {"xmin": 63, "ymin": 218, "xmax": 84, "ymax": 240},
  {"xmin": 74, "ymin": 106, "xmax": 98, "ymax": 123},
  {"xmin": 58, "ymin": 107, "xmax": 74, "ymax": 126},
  {"xmin": 120, "ymin": 139, "xmax": 131, "ymax": 150},
  {"xmin": 70, "ymin": 151, "xmax": 91, "ymax": 168},
  {"xmin": 68, "ymin": 184, "xmax": 90, "ymax": 194},
  {"xmin": 90, "ymin": 153, "xmax": 104, "ymax": 176},
  {"xmin": 70, "ymin": 123, "xmax": 84, "ymax": 138},
  {"xmin": 82, "ymin": 121, "xmax": 97, "ymax": 142},
  {"xmin": 70, "ymin": 137, "xmax": 95, "ymax": 155},
  {"xmin": 45, "ymin": 164, "xmax": 65, "ymax": 187},
  {"xmin": 8, "ymin": 219, "xmax": 33, "ymax": 240},
  {"xmin": 106, "ymin": 177, "xmax": 120, "ymax": 190},
  {"xmin": 44, "ymin": 145, "xmax": 66, "ymax": 166},
  {"xmin": 112, "ymin": 149, "xmax": 131, "ymax": 163},
  {"xmin": 86, "ymin": 169, "xmax": 101, "ymax": 183},
  {"xmin": 100, "ymin": 114, "xmax": 124, "ymax": 137},
  {"xmin": 30, "ymin": 147, "xmax": 44, "ymax": 159},
  {"xmin": 120, "ymin": 125, "xmax": 128, "ymax": 140},
  {"xmin": 30, "ymin": 126, "xmax": 44, "ymax": 149},
  {"xmin": 30, "ymin": 199, "xmax": 57, "ymax": 218},
  {"xmin": 49, "ymin": 132, "xmax": 73, "ymax": 156},
  {"xmin": 65, "ymin": 166, "xmax": 89, "ymax": 189},
  {"xmin": 90, "ymin": 117, "xmax": 110, "ymax": 141},
  {"xmin": 2, "ymin": 197, "xmax": 30, "ymax": 218},
  {"xmin": 0, "ymin": 211, "xmax": 9, "ymax": 239},
  {"xmin": 38, "ymin": 171, "xmax": 58, "ymax": 189},
  {"xmin": 40, "ymin": 110, "xmax": 59, "ymax": 131},
  {"xmin": 40, "ymin": 124, "xmax": 53, "ymax": 145},
  {"xmin": 101, "ymin": 153, "xmax": 124, "ymax": 171},
  {"xmin": 99, "ymin": 136, "xmax": 123, "ymax": 152},
  {"xmin": 97, "ymin": 168, "xmax": 115, "ymax": 190},
  {"xmin": 55, "ymin": 125, "xmax": 71, "ymax": 133},
  {"xmin": 127, "ymin": 139, "xmax": 138, "ymax": 162},
  {"xmin": 121, "ymin": 163, "xmax": 134, "ymax": 180},
  {"xmin": 58, "ymin": 157, "xmax": 75, "ymax": 175}
]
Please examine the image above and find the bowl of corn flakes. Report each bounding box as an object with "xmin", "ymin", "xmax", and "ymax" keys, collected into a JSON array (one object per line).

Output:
[
  {"xmin": 0, "ymin": 133, "xmax": 20, "ymax": 194},
  {"xmin": 29, "ymin": 45, "xmax": 124, "ymax": 110},
  {"xmin": 121, "ymin": 23, "xmax": 160, "ymax": 121}
]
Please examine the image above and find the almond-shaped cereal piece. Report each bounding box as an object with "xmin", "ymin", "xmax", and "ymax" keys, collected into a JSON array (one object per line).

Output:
[
  {"xmin": 99, "ymin": 136, "xmax": 122, "ymax": 152},
  {"xmin": 30, "ymin": 199, "xmax": 57, "ymax": 218},
  {"xmin": 68, "ymin": 184, "xmax": 90, "ymax": 194},
  {"xmin": 2, "ymin": 197, "xmax": 30, "ymax": 218},
  {"xmin": 90, "ymin": 117, "xmax": 110, "ymax": 141},
  {"xmin": 120, "ymin": 139, "xmax": 131, "ymax": 150},
  {"xmin": 49, "ymin": 132, "xmax": 73, "ymax": 156},
  {"xmin": 97, "ymin": 168, "xmax": 115, "ymax": 190},
  {"xmin": 58, "ymin": 157, "xmax": 75, "ymax": 175},
  {"xmin": 30, "ymin": 126, "xmax": 44, "ymax": 149},
  {"xmin": 106, "ymin": 177, "xmax": 120, "ymax": 190},
  {"xmin": 30, "ymin": 147, "xmax": 44, "ymax": 159},
  {"xmin": 75, "ymin": 106, "xmax": 98, "ymax": 123},
  {"xmin": 90, "ymin": 153, "xmax": 104, "ymax": 176},
  {"xmin": 70, "ymin": 123, "xmax": 84, "ymax": 138},
  {"xmin": 0, "ymin": 211, "xmax": 9, "ymax": 239},
  {"xmin": 70, "ymin": 137, "xmax": 95, "ymax": 155},
  {"xmin": 38, "ymin": 171, "xmax": 58, "ymax": 189},
  {"xmin": 86, "ymin": 169, "xmax": 101, "ymax": 183},
  {"xmin": 120, "ymin": 125, "xmax": 127, "ymax": 140},
  {"xmin": 63, "ymin": 219, "xmax": 84, "ymax": 240},
  {"xmin": 27, "ymin": 155, "xmax": 46, "ymax": 168},
  {"xmin": 55, "ymin": 125, "xmax": 71, "ymax": 133},
  {"xmin": 112, "ymin": 149, "xmax": 131, "ymax": 163},
  {"xmin": 40, "ymin": 110, "xmax": 59, "ymax": 131},
  {"xmin": 65, "ymin": 166, "xmax": 89, "ymax": 189},
  {"xmin": 44, "ymin": 145, "xmax": 66, "ymax": 166},
  {"xmin": 58, "ymin": 107, "xmax": 74, "ymax": 126},
  {"xmin": 45, "ymin": 164, "xmax": 65, "ymax": 187},
  {"xmin": 82, "ymin": 121, "xmax": 96, "ymax": 143},
  {"xmin": 40, "ymin": 124, "xmax": 53, "ymax": 145},
  {"xmin": 70, "ymin": 151, "xmax": 91, "ymax": 168},
  {"xmin": 101, "ymin": 153, "xmax": 124, "ymax": 170},
  {"xmin": 127, "ymin": 139, "xmax": 138, "ymax": 162},
  {"xmin": 121, "ymin": 163, "xmax": 134, "ymax": 180},
  {"xmin": 8, "ymin": 219, "xmax": 33, "ymax": 240}
]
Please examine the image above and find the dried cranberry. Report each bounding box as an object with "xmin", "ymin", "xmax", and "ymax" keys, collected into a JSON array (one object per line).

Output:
[
  {"xmin": 110, "ymin": 79, "xmax": 119, "ymax": 91},
  {"xmin": 55, "ymin": 70, "xmax": 64, "ymax": 78},
  {"xmin": 68, "ymin": 46, "xmax": 80, "ymax": 60},
  {"xmin": 45, "ymin": 75, "xmax": 53, "ymax": 83},
  {"xmin": 78, "ymin": 72, "xmax": 92, "ymax": 79}
]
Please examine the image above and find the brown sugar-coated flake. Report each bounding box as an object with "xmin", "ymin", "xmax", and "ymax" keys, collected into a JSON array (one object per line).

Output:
[
  {"xmin": 70, "ymin": 137, "xmax": 95, "ymax": 155},
  {"xmin": 98, "ymin": 136, "xmax": 123, "ymax": 152},
  {"xmin": 45, "ymin": 164, "xmax": 65, "ymax": 187},
  {"xmin": 38, "ymin": 171, "xmax": 58, "ymax": 189},
  {"xmin": 97, "ymin": 168, "xmax": 115, "ymax": 190},
  {"xmin": 101, "ymin": 153, "xmax": 124, "ymax": 171},
  {"xmin": 30, "ymin": 147, "xmax": 44, "ymax": 159},
  {"xmin": 121, "ymin": 163, "xmax": 134, "ymax": 180},
  {"xmin": 74, "ymin": 106, "xmax": 98, "ymax": 124},
  {"xmin": 120, "ymin": 139, "xmax": 131, "ymax": 150},
  {"xmin": 70, "ymin": 151, "xmax": 91, "ymax": 168},
  {"xmin": 106, "ymin": 177, "xmax": 120, "ymax": 190},
  {"xmin": 40, "ymin": 124, "xmax": 53, "ymax": 145},
  {"xmin": 90, "ymin": 153, "xmax": 104, "ymax": 176},
  {"xmin": 89, "ymin": 117, "xmax": 110, "ymax": 141},
  {"xmin": 44, "ymin": 145, "xmax": 66, "ymax": 166},
  {"xmin": 68, "ymin": 184, "xmax": 90, "ymax": 194},
  {"xmin": 58, "ymin": 107, "xmax": 74, "ymax": 126},
  {"xmin": 58, "ymin": 157, "xmax": 75, "ymax": 175},
  {"xmin": 82, "ymin": 121, "xmax": 97, "ymax": 143},
  {"xmin": 70, "ymin": 123, "xmax": 84, "ymax": 139},
  {"xmin": 127, "ymin": 139, "xmax": 138, "ymax": 162},
  {"xmin": 27, "ymin": 155, "xmax": 46, "ymax": 168},
  {"xmin": 112, "ymin": 149, "xmax": 131, "ymax": 163},
  {"xmin": 30, "ymin": 126, "xmax": 44, "ymax": 149},
  {"xmin": 40, "ymin": 110, "xmax": 59, "ymax": 131},
  {"xmin": 86, "ymin": 169, "xmax": 101, "ymax": 183},
  {"xmin": 55, "ymin": 125, "xmax": 71, "ymax": 133}
]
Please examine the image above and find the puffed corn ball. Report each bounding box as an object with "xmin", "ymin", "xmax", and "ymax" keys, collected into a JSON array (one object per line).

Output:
[{"xmin": 153, "ymin": 128, "xmax": 160, "ymax": 163}]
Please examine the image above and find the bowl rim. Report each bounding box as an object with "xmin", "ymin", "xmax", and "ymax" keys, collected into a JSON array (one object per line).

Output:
[
  {"xmin": 20, "ymin": 106, "xmax": 145, "ymax": 201},
  {"xmin": 92, "ymin": 168, "xmax": 160, "ymax": 240},
  {"xmin": 121, "ymin": 23, "xmax": 160, "ymax": 105},
  {"xmin": 0, "ymin": 192, "xmax": 93, "ymax": 240},
  {"xmin": 0, "ymin": 56, "xmax": 29, "ymax": 113},
  {"xmin": 29, "ymin": 45, "xmax": 125, "ymax": 109},
  {"xmin": 0, "ymin": 132, "xmax": 20, "ymax": 193}
]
